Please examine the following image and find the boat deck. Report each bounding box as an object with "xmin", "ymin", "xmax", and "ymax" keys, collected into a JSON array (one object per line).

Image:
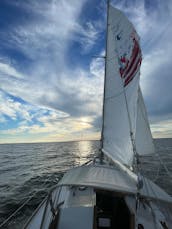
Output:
[{"xmin": 24, "ymin": 164, "xmax": 172, "ymax": 229}]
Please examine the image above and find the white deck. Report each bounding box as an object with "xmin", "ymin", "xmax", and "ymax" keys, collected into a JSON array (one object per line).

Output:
[
  {"xmin": 24, "ymin": 164, "xmax": 172, "ymax": 229},
  {"xmin": 58, "ymin": 164, "xmax": 172, "ymax": 203},
  {"xmin": 58, "ymin": 164, "xmax": 137, "ymax": 194}
]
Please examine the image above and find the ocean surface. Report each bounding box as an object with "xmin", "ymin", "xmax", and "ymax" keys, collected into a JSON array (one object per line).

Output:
[{"xmin": 0, "ymin": 139, "xmax": 172, "ymax": 228}]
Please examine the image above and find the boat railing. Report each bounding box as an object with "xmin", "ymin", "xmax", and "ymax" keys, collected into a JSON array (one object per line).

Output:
[
  {"xmin": 0, "ymin": 173, "xmax": 60, "ymax": 228},
  {"xmin": 0, "ymin": 189, "xmax": 41, "ymax": 228},
  {"xmin": 39, "ymin": 186, "xmax": 64, "ymax": 229},
  {"xmin": 0, "ymin": 158, "xmax": 94, "ymax": 228}
]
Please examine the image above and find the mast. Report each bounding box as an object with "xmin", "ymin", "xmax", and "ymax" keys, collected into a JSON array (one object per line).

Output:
[{"xmin": 100, "ymin": 0, "xmax": 110, "ymax": 163}]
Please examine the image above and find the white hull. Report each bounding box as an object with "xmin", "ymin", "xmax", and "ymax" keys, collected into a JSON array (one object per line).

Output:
[{"xmin": 24, "ymin": 162, "xmax": 172, "ymax": 229}]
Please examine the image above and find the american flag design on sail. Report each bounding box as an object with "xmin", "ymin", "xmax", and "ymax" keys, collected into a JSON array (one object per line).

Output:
[{"xmin": 117, "ymin": 31, "xmax": 142, "ymax": 87}]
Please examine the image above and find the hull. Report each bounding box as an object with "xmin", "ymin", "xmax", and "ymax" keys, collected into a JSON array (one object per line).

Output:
[{"xmin": 24, "ymin": 163, "xmax": 172, "ymax": 229}]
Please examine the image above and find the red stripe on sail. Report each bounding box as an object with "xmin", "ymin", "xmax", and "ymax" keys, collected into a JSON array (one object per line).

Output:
[
  {"xmin": 124, "ymin": 51, "xmax": 141, "ymax": 81},
  {"xmin": 120, "ymin": 60, "xmax": 129, "ymax": 77},
  {"xmin": 118, "ymin": 35, "xmax": 142, "ymax": 87},
  {"xmin": 121, "ymin": 38, "xmax": 140, "ymax": 78},
  {"xmin": 124, "ymin": 56, "xmax": 142, "ymax": 87}
]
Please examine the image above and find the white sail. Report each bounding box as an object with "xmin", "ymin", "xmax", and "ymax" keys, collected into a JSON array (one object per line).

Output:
[
  {"xmin": 102, "ymin": 6, "xmax": 142, "ymax": 166},
  {"xmin": 135, "ymin": 88, "xmax": 155, "ymax": 155}
]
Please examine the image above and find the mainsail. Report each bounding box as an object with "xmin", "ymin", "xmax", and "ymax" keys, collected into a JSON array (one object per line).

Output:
[{"xmin": 102, "ymin": 5, "xmax": 154, "ymax": 166}]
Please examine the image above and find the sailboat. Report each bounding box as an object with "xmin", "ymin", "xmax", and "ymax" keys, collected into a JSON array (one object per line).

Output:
[{"xmin": 23, "ymin": 2, "xmax": 172, "ymax": 229}]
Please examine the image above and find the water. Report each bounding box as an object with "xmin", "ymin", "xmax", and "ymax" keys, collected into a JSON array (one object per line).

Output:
[
  {"xmin": 0, "ymin": 139, "xmax": 172, "ymax": 228},
  {"xmin": 0, "ymin": 141, "xmax": 98, "ymax": 228}
]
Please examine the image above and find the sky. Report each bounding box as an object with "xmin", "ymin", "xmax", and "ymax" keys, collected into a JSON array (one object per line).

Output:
[{"xmin": 0, "ymin": 0, "xmax": 172, "ymax": 144}]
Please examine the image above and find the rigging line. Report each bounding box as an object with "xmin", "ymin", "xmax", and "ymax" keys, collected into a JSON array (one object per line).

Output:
[
  {"xmin": 138, "ymin": 176, "xmax": 158, "ymax": 228},
  {"xmin": 0, "ymin": 158, "xmax": 93, "ymax": 228},
  {"xmin": 140, "ymin": 164, "xmax": 159, "ymax": 202},
  {"xmin": 142, "ymin": 174, "xmax": 163, "ymax": 222},
  {"xmin": 145, "ymin": 176, "xmax": 168, "ymax": 223},
  {"xmin": 40, "ymin": 189, "xmax": 64, "ymax": 229},
  {"xmin": 135, "ymin": 174, "xmax": 147, "ymax": 227},
  {"xmin": 0, "ymin": 175, "xmax": 53, "ymax": 228},
  {"xmin": 155, "ymin": 152, "xmax": 172, "ymax": 179},
  {"xmin": 152, "ymin": 162, "xmax": 161, "ymax": 182},
  {"xmin": 137, "ymin": 87, "xmax": 154, "ymax": 147},
  {"xmin": 105, "ymin": 90, "xmax": 124, "ymax": 100},
  {"xmin": 138, "ymin": 88, "xmax": 150, "ymax": 126},
  {"xmin": 100, "ymin": 0, "xmax": 110, "ymax": 162},
  {"xmin": 121, "ymin": 68, "xmax": 139, "ymax": 173},
  {"xmin": 147, "ymin": 202, "xmax": 159, "ymax": 229},
  {"xmin": 0, "ymin": 193, "xmax": 36, "ymax": 228},
  {"xmin": 40, "ymin": 191, "xmax": 53, "ymax": 229},
  {"xmin": 54, "ymin": 186, "xmax": 62, "ymax": 209},
  {"xmin": 139, "ymin": 160, "xmax": 168, "ymax": 220},
  {"xmin": 149, "ymin": 155, "xmax": 161, "ymax": 182},
  {"xmin": 112, "ymin": 26, "xmax": 141, "ymax": 173}
]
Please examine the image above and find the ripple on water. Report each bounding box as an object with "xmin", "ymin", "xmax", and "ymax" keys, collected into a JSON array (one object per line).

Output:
[{"xmin": 0, "ymin": 139, "xmax": 172, "ymax": 228}]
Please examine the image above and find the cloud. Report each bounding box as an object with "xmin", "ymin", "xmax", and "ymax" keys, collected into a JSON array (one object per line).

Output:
[
  {"xmin": 0, "ymin": 114, "xmax": 6, "ymax": 123},
  {"xmin": 0, "ymin": 89, "xmax": 101, "ymax": 143},
  {"xmin": 75, "ymin": 20, "xmax": 103, "ymax": 53},
  {"xmin": 141, "ymin": 47, "xmax": 172, "ymax": 118},
  {"xmin": 151, "ymin": 119, "xmax": 172, "ymax": 138},
  {"xmin": 0, "ymin": 63, "xmax": 104, "ymax": 118},
  {"xmin": 0, "ymin": 62, "xmax": 23, "ymax": 79},
  {"xmin": 0, "ymin": 0, "xmax": 104, "ymax": 118},
  {"xmin": 0, "ymin": 0, "xmax": 172, "ymax": 142},
  {"xmin": 0, "ymin": 90, "xmax": 69, "ymax": 125},
  {"xmin": 0, "ymin": 91, "xmax": 31, "ymax": 121},
  {"xmin": 1, "ymin": 111, "xmax": 97, "ymax": 143},
  {"xmin": 3, "ymin": 0, "xmax": 100, "ymax": 61}
]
